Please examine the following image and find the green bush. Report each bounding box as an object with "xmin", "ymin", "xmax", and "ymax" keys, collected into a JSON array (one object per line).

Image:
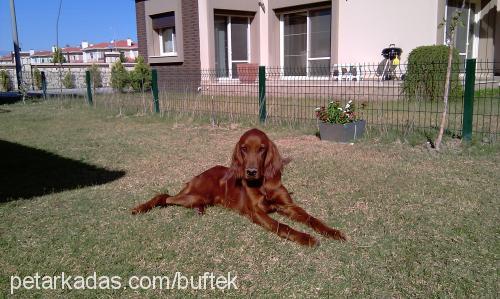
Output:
[
  {"xmin": 111, "ymin": 61, "xmax": 129, "ymax": 92},
  {"xmin": 0, "ymin": 70, "xmax": 11, "ymax": 92},
  {"xmin": 62, "ymin": 71, "xmax": 75, "ymax": 89},
  {"xmin": 33, "ymin": 68, "xmax": 42, "ymax": 90},
  {"xmin": 402, "ymin": 45, "xmax": 463, "ymax": 101},
  {"xmin": 130, "ymin": 56, "xmax": 151, "ymax": 92},
  {"xmin": 88, "ymin": 64, "xmax": 102, "ymax": 88}
]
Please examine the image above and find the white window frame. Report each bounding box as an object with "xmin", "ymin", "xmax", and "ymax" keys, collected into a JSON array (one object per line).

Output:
[
  {"xmin": 280, "ymin": 7, "xmax": 332, "ymax": 78},
  {"xmin": 159, "ymin": 27, "xmax": 177, "ymax": 56},
  {"xmin": 215, "ymin": 15, "xmax": 251, "ymax": 80},
  {"xmin": 443, "ymin": 0, "xmax": 479, "ymax": 61}
]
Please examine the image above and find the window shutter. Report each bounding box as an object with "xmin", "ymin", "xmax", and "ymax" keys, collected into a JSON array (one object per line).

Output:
[{"xmin": 152, "ymin": 12, "xmax": 175, "ymax": 30}]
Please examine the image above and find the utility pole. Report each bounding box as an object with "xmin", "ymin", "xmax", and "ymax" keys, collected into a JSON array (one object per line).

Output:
[
  {"xmin": 9, "ymin": 0, "xmax": 22, "ymax": 90},
  {"xmin": 56, "ymin": 0, "xmax": 63, "ymax": 92}
]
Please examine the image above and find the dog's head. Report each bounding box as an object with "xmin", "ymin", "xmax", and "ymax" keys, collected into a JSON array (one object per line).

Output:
[{"xmin": 225, "ymin": 128, "xmax": 284, "ymax": 182}]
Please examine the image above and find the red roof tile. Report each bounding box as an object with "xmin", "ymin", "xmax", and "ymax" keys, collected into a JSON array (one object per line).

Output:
[
  {"xmin": 31, "ymin": 50, "xmax": 52, "ymax": 57},
  {"xmin": 62, "ymin": 47, "xmax": 82, "ymax": 53},
  {"xmin": 83, "ymin": 40, "xmax": 138, "ymax": 51}
]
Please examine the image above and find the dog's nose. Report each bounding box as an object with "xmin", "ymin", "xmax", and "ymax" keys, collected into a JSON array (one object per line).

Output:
[{"xmin": 246, "ymin": 168, "xmax": 258, "ymax": 177}]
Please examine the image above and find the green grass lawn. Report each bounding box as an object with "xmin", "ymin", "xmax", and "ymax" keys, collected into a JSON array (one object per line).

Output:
[{"xmin": 0, "ymin": 100, "xmax": 499, "ymax": 298}]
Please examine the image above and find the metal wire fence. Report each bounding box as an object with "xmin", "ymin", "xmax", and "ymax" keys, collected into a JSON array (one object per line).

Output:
[
  {"xmin": 7, "ymin": 60, "xmax": 498, "ymax": 142},
  {"xmin": 148, "ymin": 61, "xmax": 498, "ymax": 141}
]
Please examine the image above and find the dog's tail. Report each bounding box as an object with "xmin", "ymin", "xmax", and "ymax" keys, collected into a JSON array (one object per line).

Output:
[{"xmin": 131, "ymin": 193, "xmax": 171, "ymax": 214}]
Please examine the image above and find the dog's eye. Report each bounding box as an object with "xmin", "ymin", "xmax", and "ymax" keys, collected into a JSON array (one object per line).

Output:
[
  {"xmin": 259, "ymin": 146, "xmax": 266, "ymax": 152},
  {"xmin": 241, "ymin": 146, "xmax": 247, "ymax": 153}
]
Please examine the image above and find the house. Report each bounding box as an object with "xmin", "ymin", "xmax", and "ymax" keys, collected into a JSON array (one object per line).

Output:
[
  {"xmin": 2, "ymin": 51, "xmax": 39, "ymax": 64},
  {"xmin": 0, "ymin": 54, "xmax": 13, "ymax": 65},
  {"xmin": 2, "ymin": 39, "xmax": 138, "ymax": 66},
  {"xmin": 61, "ymin": 46, "xmax": 84, "ymax": 63},
  {"xmin": 82, "ymin": 39, "xmax": 139, "ymax": 63},
  {"xmin": 104, "ymin": 52, "xmax": 121, "ymax": 63},
  {"xmin": 134, "ymin": 0, "xmax": 499, "ymax": 80},
  {"xmin": 17, "ymin": 52, "xmax": 31, "ymax": 65},
  {"xmin": 30, "ymin": 50, "xmax": 53, "ymax": 64}
]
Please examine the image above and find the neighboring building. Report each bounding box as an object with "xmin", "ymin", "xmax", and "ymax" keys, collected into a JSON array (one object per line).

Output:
[
  {"xmin": 135, "ymin": 0, "xmax": 500, "ymax": 79},
  {"xmin": 61, "ymin": 47, "xmax": 84, "ymax": 63},
  {"xmin": 104, "ymin": 52, "xmax": 121, "ymax": 63},
  {"xmin": 30, "ymin": 50, "xmax": 53, "ymax": 64},
  {"xmin": 82, "ymin": 39, "xmax": 139, "ymax": 63},
  {"xmin": 0, "ymin": 54, "xmax": 13, "ymax": 64},
  {"xmin": 19, "ymin": 52, "xmax": 31, "ymax": 65},
  {"xmin": 1, "ymin": 52, "xmax": 33, "ymax": 65},
  {"xmin": 2, "ymin": 39, "xmax": 139, "ymax": 65}
]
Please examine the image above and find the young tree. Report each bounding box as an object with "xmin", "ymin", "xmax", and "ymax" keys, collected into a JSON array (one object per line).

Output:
[
  {"xmin": 130, "ymin": 56, "xmax": 152, "ymax": 113},
  {"xmin": 111, "ymin": 60, "xmax": 129, "ymax": 92},
  {"xmin": 62, "ymin": 71, "xmax": 75, "ymax": 89},
  {"xmin": 130, "ymin": 56, "xmax": 151, "ymax": 92},
  {"xmin": 435, "ymin": 0, "xmax": 465, "ymax": 151},
  {"xmin": 119, "ymin": 52, "xmax": 126, "ymax": 63},
  {"xmin": 33, "ymin": 68, "xmax": 42, "ymax": 90},
  {"xmin": 0, "ymin": 70, "xmax": 11, "ymax": 92},
  {"xmin": 88, "ymin": 64, "xmax": 102, "ymax": 94},
  {"xmin": 52, "ymin": 48, "xmax": 66, "ymax": 63}
]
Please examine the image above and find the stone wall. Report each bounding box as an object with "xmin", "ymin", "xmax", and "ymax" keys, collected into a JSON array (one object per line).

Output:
[{"xmin": 0, "ymin": 63, "xmax": 135, "ymax": 90}]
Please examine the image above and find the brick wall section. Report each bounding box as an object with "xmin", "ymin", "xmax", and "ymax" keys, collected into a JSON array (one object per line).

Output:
[
  {"xmin": 135, "ymin": 0, "xmax": 148, "ymax": 63},
  {"xmin": 135, "ymin": 0, "xmax": 201, "ymax": 90}
]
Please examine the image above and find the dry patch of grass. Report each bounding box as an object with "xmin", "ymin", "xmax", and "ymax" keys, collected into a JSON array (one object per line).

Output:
[{"xmin": 0, "ymin": 100, "xmax": 499, "ymax": 298}]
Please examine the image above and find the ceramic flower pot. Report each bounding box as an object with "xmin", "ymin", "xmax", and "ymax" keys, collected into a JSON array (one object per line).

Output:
[{"xmin": 318, "ymin": 120, "xmax": 366, "ymax": 143}]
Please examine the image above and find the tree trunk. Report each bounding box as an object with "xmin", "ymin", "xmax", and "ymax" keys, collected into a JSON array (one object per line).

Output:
[{"xmin": 435, "ymin": 45, "xmax": 454, "ymax": 151}]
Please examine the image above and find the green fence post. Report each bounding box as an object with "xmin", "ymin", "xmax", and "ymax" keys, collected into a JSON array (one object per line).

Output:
[
  {"xmin": 41, "ymin": 71, "xmax": 47, "ymax": 100},
  {"xmin": 85, "ymin": 70, "xmax": 93, "ymax": 105},
  {"xmin": 151, "ymin": 69, "xmax": 160, "ymax": 113},
  {"xmin": 258, "ymin": 66, "xmax": 266, "ymax": 123},
  {"xmin": 462, "ymin": 58, "xmax": 476, "ymax": 141}
]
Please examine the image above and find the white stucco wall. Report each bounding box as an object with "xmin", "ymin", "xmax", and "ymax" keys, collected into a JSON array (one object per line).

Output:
[
  {"xmin": 336, "ymin": 0, "xmax": 440, "ymax": 63},
  {"xmin": 197, "ymin": 0, "xmax": 496, "ymax": 67}
]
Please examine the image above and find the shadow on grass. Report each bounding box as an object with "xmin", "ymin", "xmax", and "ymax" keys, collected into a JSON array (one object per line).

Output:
[{"xmin": 0, "ymin": 140, "xmax": 125, "ymax": 202}]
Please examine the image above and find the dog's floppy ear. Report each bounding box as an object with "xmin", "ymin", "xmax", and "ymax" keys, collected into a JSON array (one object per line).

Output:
[
  {"xmin": 264, "ymin": 140, "xmax": 283, "ymax": 180},
  {"xmin": 223, "ymin": 141, "xmax": 245, "ymax": 181}
]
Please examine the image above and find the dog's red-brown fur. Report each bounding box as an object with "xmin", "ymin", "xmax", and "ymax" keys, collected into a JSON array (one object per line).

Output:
[{"xmin": 132, "ymin": 128, "xmax": 346, "ymax": 246}]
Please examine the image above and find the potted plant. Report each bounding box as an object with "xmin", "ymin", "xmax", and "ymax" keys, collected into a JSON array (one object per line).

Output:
[
  {"xmin": 315, "ymin": 100, "xmax": 366, "ymax": 143},
  {"xmin": 236, "ymin": 63, "xmax": 258, "ymax": 83}
]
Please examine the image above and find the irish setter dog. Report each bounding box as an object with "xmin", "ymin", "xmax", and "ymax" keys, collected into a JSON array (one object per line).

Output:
[{"xmin": 132, "ymin": 128, "xmax": 346, "ymax": 246}]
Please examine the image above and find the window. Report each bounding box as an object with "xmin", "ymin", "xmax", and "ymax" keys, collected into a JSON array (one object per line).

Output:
[
  {"xmin": 160, "ymin": 27, "xmax": 176, "ymax": 55},
  {"xmin": 152, "ymin": 12, "xmax": 177, "ymax": 56},
  {"xmin": 280, "ymin": 8, "xmax": 331, "ymax": 76},
  {"xmin": 214, "ymin": 15, "xmax": 250, "ymax": 78},
  {"xmin": 445, "ymin": 0, "xmax": 478, "ymax": 64}
]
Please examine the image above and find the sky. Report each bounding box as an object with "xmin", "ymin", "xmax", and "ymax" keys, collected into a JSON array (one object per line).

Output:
[{"xmin": 0, "ymin": 0, "xmax": 137, "ymax": 53}]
